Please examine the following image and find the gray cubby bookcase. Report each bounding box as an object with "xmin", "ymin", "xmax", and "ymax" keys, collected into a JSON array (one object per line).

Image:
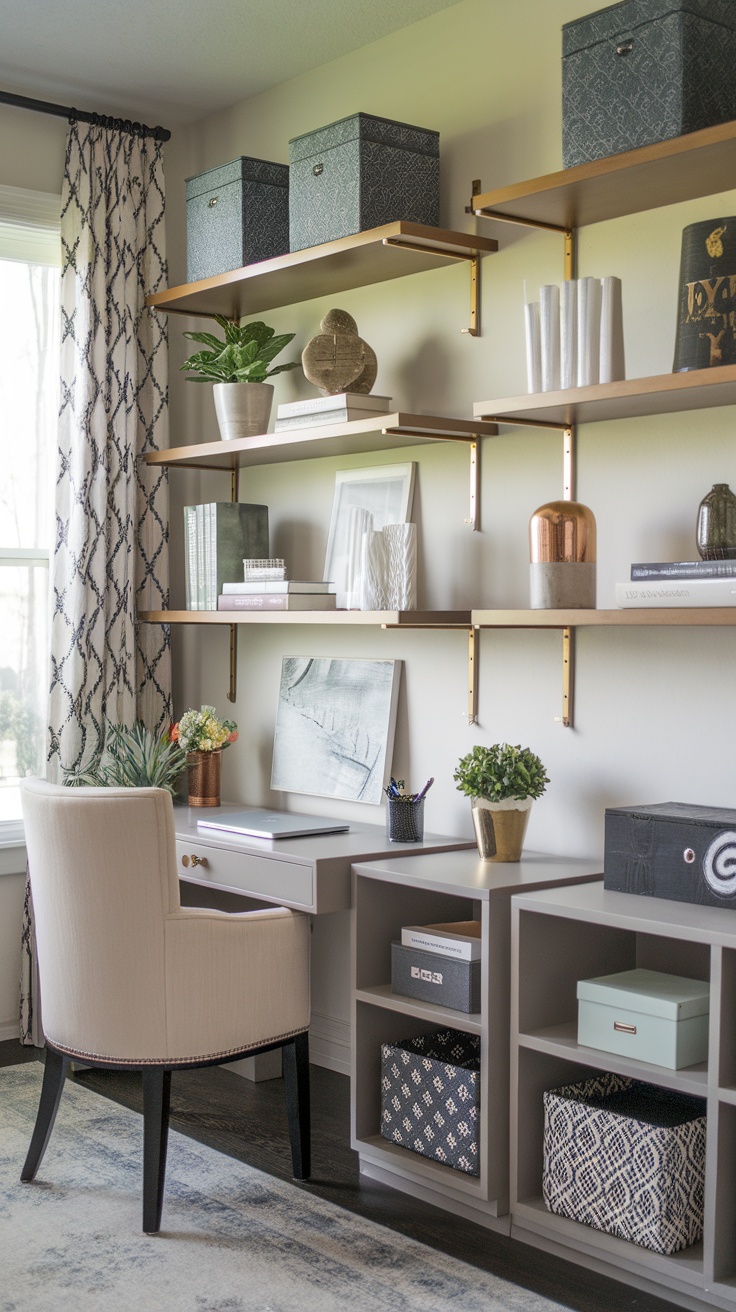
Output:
[
  {"xmin": 510, "ymin": 880, "xmax": 736, "ymax": 1312},
  {"xmin": 350, "ymin": 849, "xmax": 601, "ymax": 1231}
]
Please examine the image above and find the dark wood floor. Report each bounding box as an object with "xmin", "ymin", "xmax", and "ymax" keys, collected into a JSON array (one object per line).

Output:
[{"xmin": 1, "ymin": 1039, "xmax": 680, "ymax": 1312}]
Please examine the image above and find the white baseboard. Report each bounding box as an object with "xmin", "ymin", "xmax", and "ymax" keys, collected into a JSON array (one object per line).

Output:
[
  {"xmin": 0, "ymin": 1019, "xmax": 20, "ymax": 1042},
  {"xmin": 308, "ymin": 1010, "xmax": 350, "ymax": 1076}
]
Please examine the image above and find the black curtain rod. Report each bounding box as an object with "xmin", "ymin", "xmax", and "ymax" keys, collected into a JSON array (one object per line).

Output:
[{"xmin": 0, "ymin": 88, "xmax": 171, "ymax": 142}]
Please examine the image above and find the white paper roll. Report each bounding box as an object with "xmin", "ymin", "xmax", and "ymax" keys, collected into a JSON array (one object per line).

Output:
[
  {"xmin": 576, "ymin": 276, "xmax": 602, "ymax": 387},
  {"xmin": 561, "ymin": 279, "xmax": 578, "ymax": 390},
  {"xmin": 539, "ymin": 284, "xmax": 561, "ymax": 392},
  {"xmin": 599, "ymin": 275, "xmax": 625, "ymax": 384},
  {"xmin": 524, "ymin": 301, "xmax": 542, "ymax": 394}
]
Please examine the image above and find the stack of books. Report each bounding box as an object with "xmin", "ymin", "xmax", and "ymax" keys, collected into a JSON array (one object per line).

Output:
[
  {"xmin": 400, "ymin": 921, "xmax": 481, "ymax": 961},
  {"xmin": 184, "ymin": 503, "xmax": 269, "ymax": 610},
  {"xmin": 616, "ymin": 559, "xmax": 736, "ymax": 608},
  {"xmin": 274, "ymin": 392, "xmax": 393, "ymax": 431},
  {"xmin": 217, "ymin": 580, "xmax": 337, "ymax": 612}
]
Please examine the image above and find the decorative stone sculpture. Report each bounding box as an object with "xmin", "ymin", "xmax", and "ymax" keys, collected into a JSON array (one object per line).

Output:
[{"xmin": 301, "ymin": 308, "xmax": 377, "ymax": 396}]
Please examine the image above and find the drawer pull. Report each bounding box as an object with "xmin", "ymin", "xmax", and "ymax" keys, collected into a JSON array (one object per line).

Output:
[
  {"xmin": 207, "ymin": 197, "xmax": 219, "ymax": 208},
  {"xmin": 615, "ymin": 39, "xmax": 633, "ymax": 56},
  {"xmin": 181, "ymin": 853, "xmax": 208, "ymax": 869},
  {"xmin": 684, "ymin": 848, "xmax": 696, "ymax": 864},
  {"xmin": 614, "ymin": 1020, "xmax": 637, "ymax": 1034},
  {"xmin": 312, "ymin": 163, "xmax": 324, "ymax": 176}
]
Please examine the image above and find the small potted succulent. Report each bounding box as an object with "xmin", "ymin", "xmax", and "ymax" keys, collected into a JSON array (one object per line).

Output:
[
  {"xmin": 171, "ymin": 705, "xmax": 238, "ymax": 807},
  {"xmin": 180, "ymin": 315, "xmax": 300, "ymax": 440},
  {"xmin": 453, "ymin": 742, "xmax": 549, "ymax": 861}
]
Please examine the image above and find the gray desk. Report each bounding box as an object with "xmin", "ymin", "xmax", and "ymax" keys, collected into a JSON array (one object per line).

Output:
[{"xmin": 173, "ymin": 802, "xmax": 475, "ymax": 914}]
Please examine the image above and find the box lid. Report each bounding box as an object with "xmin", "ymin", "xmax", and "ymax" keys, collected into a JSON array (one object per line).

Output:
[
  {"xmin": 289, "ymin": 112, "xmax": 439, "ymax": 162},
  {"xmin": 605, "ymin": 800, "xmax": 736, "ymax": 828},
  {"xmin": 577, "ymin": 968, "xmax": 710, "ymax": 1019},
  {"xmin": 186, "ymin": 156, "xmax": 288, "ymax": 200},
  {"xmin": 562, "ymin": 1, "xmax": 736, "ymax": 57}
]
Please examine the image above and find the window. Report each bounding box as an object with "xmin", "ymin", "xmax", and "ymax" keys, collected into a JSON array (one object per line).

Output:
[{"xmin": 0, "ymin": 185, "xmax": 60, "ymax": 834}]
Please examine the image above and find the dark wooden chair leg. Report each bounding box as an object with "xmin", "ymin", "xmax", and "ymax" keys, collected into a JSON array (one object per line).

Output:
[
  {"xmin": 283, "ymin": 1031, "xmax": 311, "ymax": 1180},
  {"xmin": 142, "ymin": 1067, "xmax": 171, "ymax": 1234},
  {"xmin": 21, "ymin": 1046, "xmax": 69, "ymax": 1182}
]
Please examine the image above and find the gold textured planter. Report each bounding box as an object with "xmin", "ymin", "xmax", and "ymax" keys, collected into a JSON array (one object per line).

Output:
[
  {"xmin": 471, "ymin": 797, "xmax": 532, "ymax": 862},
  {"xmin": 187, "ymin": 749, "xmax": 222, "ymax": 807}
]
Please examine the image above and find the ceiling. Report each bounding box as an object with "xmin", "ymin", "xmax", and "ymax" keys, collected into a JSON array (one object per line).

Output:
[{"xmin": 0, "ymin": 0, "xmax": 465, "ymax": 130}]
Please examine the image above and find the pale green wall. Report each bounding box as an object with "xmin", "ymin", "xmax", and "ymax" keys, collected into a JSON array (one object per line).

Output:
[{"xmin": 165, "ymin": 0, "xmax": 736, "ymax": 868}]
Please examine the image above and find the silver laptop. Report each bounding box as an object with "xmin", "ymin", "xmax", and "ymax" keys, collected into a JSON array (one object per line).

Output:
[{"xmin": 197, "ymin": 809, "xmax": 350, "ymax": 840}]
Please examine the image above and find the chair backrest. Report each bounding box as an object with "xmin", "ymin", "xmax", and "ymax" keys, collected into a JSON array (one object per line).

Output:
[{"xmin": 21, "ymin": 779, "xmax": 181, "ymax": 1062}]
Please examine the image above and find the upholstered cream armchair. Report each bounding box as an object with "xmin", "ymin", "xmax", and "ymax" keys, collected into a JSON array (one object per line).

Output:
[{"xmin": 19, "ymin": 779, "xmax": 311, "ymax": 1233}]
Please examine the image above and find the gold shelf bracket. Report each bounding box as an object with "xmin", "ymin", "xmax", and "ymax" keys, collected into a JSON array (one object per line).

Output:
[
  {"xmin": 382, "ymin": 237, "xmax": 480, "ymax": 336},
  {"xmin": 465, "ymin": 439, "xmax": 479, "ymax": 530},
  {"xmin": 553, "ymin": 626, "xmax": 575, "ymax": 728},
  {"xmin": 228, "ymin": 625, "xmax": 238, "ymax": 703},
  {"xmin": 468, "ymin": 626, "xmax": 479, "ymax": 725},
  {"xmin": 563, "ymin": 425, "xmax": 576, "ymax": 501}
]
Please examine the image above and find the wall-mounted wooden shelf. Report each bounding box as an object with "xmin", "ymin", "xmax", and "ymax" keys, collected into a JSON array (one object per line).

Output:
[
  {"xmin": 144, "ymin": 221, "xmax": 497, "ymax": 322},
  {"xmin": 143, "ymin": 413, "xmax": 497, "ymax": 471},
  {"xmin": 473, "ymin": 365, "xmax": 736, "ymax": 429},
  {"xmin": 140, "ymin": 609, "xmax": 472, "ymax": 628},
  {"xmin": 472, "ymin": 608, "xmax": 736, "ymax": 628},
  {"xmin": 472, "ymin": 118, "xmax": 736, "ymax": 232}
]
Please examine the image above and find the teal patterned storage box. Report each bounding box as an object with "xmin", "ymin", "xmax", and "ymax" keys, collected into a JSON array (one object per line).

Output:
[
  {"xmin": 577, "ymin": 968, "xmax": 710, "ymax": 1069},
  {"xmin": 562, "ymin": 1, "xmax": 736, "ymax": 169},
  {"xmin": 186, "ymin": 156, "xmax": 289, "ymax": 282},
  {"xmin": 288, "ymin": 112, "xmax": 440, "ymax": 252},
  {"xmin": 543, "ymin": 1073, "xmax": 706, "ymax": 1253}
]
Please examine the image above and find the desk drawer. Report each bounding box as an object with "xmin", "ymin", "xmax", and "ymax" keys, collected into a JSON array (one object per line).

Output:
[{"xmin": 175, "ymin": 838, "xmax": 314, "ymax": 910}]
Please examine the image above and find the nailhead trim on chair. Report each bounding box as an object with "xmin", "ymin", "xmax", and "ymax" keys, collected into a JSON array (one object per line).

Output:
[{"xmin": 45, "ymin": 1025, "xmax": 308, "ymax": 1068}]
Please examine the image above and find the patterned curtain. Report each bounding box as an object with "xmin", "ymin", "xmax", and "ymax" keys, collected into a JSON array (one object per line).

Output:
[{"xmin": 20, "ymin": 117, "xmax": 171, "ymax": 1043}]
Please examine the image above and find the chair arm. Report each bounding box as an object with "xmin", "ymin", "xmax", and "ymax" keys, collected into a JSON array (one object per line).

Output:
[{"xmin": 163, "ymin": 905, "xmax": 310, "ymax": 1064}]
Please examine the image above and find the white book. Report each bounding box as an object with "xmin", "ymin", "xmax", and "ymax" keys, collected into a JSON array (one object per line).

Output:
[
  {"xmin": 539, "ymin": 284, "xmax": 560, "ymax": 392},
  {"xmin": 401, "ymin": 922, "xmax": 482, "ymax": 962},
  {"xmin": 524, "ymin": 300, "xmax": 541, "ymax": 394},
  {"xmin": 277, "ymin": 393, "xmax": 392, "ymax": 419},
  {"xmin": 577, "ymin": 276, "xmax": 602, "ymax": 387},
  {"xmin": 560, "ymin": 278, "xmax": 577, "ymax": 390},
  {"xmin": 274, "ymin": 407, "xmax": 391, "ymax": 431},
  {"xmin": 222, "ymin": 580, "xmax": 335, "ymax": 594},
  {"xmin": 616, "ymin": 579, "xmax": 736, "ymax": 608},
  {"xmin": 195, "ymin": 504, "xmax": 205, "ymax": 610},
  {"xmin": 599, "ymin": 275, "xmax": 625, "ymax": 384},
  {"xmin": 184, "ymin": 505, "xmax": 197, "ymax": 610}
]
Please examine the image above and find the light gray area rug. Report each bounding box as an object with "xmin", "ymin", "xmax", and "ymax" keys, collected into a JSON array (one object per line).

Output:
[{"xmin": 0, "ymin": 1064, "xmax": 567, "ymax": 1312}]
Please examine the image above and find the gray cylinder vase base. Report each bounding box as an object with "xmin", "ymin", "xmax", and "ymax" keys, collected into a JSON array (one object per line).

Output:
[
  {"xmin": 213, "ymin": 381, "xmax": 274, "ymax": 440},
  {"xmin": 529, "ymin": 499, "xmax": 597, "ymax": 610},
  {"xmin": 530, "ymin": 561, "xmax": 596, "ymax": 609}
]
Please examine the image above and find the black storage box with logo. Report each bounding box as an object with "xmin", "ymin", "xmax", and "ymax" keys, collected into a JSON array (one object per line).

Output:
[
  {"xmin": 288, "ymin": 112, "xmax": 440, "ymax": 253},
  {"xmin": 604, "ymin": 801, "xmax": 736, "ymax": 907},
  {"xmin": 391, "ymin": 942, "xmax": 480, "ymax": 1013},
  {"xmin": 185, "ymin": 156, "xmax": 289, "ymax": 283},
  {"xmin": 562, "ymin": 1, "xmax": 736, "ymax": 169}
]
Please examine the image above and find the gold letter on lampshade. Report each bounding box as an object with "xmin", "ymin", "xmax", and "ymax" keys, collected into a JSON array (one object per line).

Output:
[{"xmin": 529, "ymin": 500, "xmax": 596, "ymax": 609}]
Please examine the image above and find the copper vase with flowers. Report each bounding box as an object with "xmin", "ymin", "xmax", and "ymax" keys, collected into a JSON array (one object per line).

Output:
[{"xmin": 171, "ymin": 705, "xmax": 238, "ymax": 807}]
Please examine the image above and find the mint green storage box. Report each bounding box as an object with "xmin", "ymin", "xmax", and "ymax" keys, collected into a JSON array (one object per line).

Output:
[{"xmin": 577, "ymin": 968, "xmax": 709, "ymax": 1070}]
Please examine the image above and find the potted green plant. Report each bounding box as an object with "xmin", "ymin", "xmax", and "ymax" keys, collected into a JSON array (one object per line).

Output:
[
  {"xmin": 62, "ymin": 721, "xmax": 187, "ymax": 795},
  {"xmin": 180, "ymin": 315, "xmax": 300, "ymax": 440},
  {"xmin": 453, "ymin": 742, "xmax": 549, "ymax": 861}
]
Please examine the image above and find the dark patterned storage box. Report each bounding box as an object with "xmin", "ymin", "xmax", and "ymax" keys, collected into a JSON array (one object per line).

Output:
[
  {"xmin": 185, "ymin": 156, "xmax": 289, "ymax": 283},
  {"xmin": 288, "ymin": 112, "xmax": 440, "ymax": 253},
  {"xmin": 543, "ymin": 1072, "xmax": 706, "ymax": 1253},
  {"xmin": 391, "ymin": 942, "xmax": 481, "ymax": 1014},
  {"xmin": 604, "ymin": 800, "xmax": 736, "ymax": 908},
  {"xmin": 562, "ymin": 1, "xmax": 736, "ymax": 169},
  {"xmin": 380, "ymin": 1029, "xmax": 480, "ymax": 1174}
]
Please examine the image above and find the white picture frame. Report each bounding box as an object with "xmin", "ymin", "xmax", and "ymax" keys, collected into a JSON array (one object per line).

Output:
[
  {"xmin": 271, "ymin": 656, "xmax": 402, "ymax": 805},
  {"xmin": 324, "ymin": 462, "xmax": 416, "ymax": 608}
]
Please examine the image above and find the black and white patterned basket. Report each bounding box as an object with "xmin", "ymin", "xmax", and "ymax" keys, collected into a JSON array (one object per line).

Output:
[
  {"xmin": 380, "ymin": 1029, "xmax": 480, "ymax": 1175},
  {"xmin": 543, "ymin": 1072, "xmax": 706, "ymax": 1254}
]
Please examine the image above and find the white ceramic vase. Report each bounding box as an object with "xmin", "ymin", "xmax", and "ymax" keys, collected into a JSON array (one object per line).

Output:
[{"xmin": 213, "ymin": 381, "xmax": 274, "ymax": 440}]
